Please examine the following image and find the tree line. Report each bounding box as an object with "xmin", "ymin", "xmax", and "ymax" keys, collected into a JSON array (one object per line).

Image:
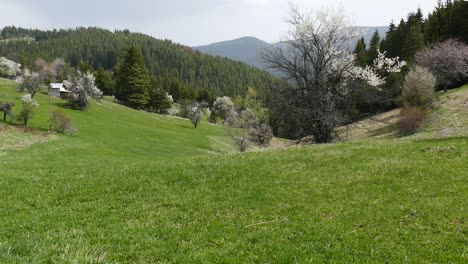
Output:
[{"xmin": 0, "ymin": 26, "xmax": 281, "ymax": 100}]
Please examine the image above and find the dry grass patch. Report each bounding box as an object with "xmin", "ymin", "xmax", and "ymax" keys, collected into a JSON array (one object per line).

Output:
[{"xmin": 0, "ymin": 125, "xmax": 56, "ymax": 153}]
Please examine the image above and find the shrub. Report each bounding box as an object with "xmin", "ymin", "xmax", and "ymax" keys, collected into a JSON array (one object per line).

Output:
[
  {"xmin": 225, "ymin": 109, "xmax": 274, "ymax": 152},
  {"xmin": 249, "ymin": 123, "xmax": 274, "ymax": 148},
  {"xmin": 0, "ymin": 101, "xmax": 15, "ymax": 122},
  {"xmin": 416, "ymin": 39, "xmax": 468, "ymax": 91},
  {"xmin": 398, "ymin": 107, "xmax": 425, "ymax": 134},
  {"xmin": 49, "ymin": 110, "xmax": 77, "ymax": 134},
  {"xmin": 209, "ymin": 97, "xmax": 235, "ymax": 124},
  {"xmin": 18, "ymin": 94, "xmax": 39, "ymax": 127},
  {"xmin": 401, "ymin": 66, "xmax": 436, "ymax": 110}
]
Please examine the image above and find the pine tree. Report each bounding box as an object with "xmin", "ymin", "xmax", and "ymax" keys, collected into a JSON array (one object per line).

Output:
[
  {"xmin": 353, "ymin": 37, "xmax": 368, "ymax": 67},
  {"xmin": 367, "ymin": 30, "xmax": 381, "ymax": 65},
  {"xmin": 114, "ymin": 46, "xmax": 151, "ymax": 109}
]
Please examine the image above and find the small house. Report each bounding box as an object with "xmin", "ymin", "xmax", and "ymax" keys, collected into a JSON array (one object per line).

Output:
[{"xmin": 48, "ymin": 83, "xmax": 71, "ymax": 99}]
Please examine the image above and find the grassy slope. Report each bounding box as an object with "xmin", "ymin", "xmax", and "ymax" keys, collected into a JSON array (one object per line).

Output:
[
  {"xmin": 349, "ymin": 84, "xmax": 468, "ymax": 140},
  {"xmin": 0, "ymin": 78, "xmax": 467, "ymax": 263}
]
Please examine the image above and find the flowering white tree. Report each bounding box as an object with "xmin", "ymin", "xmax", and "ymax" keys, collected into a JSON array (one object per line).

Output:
[
  {"xmin": 18, "ymin": 94, "xmax": 39, "ymax": 126},
  {"xmin": 352, "ymin": 49, "xmax": 407, "ymax": 88},
  {"xmin": 186, "ymin": 101, "xmax": 204, "ymax": 128},
  {"xmin": 67, "ymin": 72, "xmax": 103, "ymax": 110},
  {"xmin": 16, "ymin": 71, "xmax": 43, "ymax": 98},
  {"xmin": 209, "ymin": 96, "xmax": 236, "ymax": 124},
  {"xmin": 262, "ymin": 3, "xmax": 405, "ymax": 143}
]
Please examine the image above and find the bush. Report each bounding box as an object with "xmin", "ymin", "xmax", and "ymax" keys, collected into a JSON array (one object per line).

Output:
[
  {"xmin": 401, "ymin": 66, "xmax": 436, "ymax": 110},
  {"xmin": 49, "ymin": 110, "xmax": 77, "ymax": 134},
  {"xmin": 209, "ymin": 97, "xmax": 235, "ymax": 124},
  {"xmin": 18, "ymin": 94, "xmax": 39, "ymax": 127},
  {"xmin": 0, "ymin": 101, "xmax": 15, "ymax": 122},
  {"xmin": 398, "ymin": 107, "xmax": 425, "ymax": 134},
  {"xmin": 416, "ymin": 39, "xmax": 468, "ymax": 91},
  {"xmin": 249, "ymin": 123, "xmax": 274, "ymax": 147}
]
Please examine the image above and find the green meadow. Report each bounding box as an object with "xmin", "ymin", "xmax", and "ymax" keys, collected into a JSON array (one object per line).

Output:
[{"xmin": 0, "ymin": 78, "xmax": 467, "ymax": 263}]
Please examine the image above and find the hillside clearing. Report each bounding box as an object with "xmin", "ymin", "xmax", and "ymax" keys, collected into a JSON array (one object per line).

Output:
[{"xmin": 0, "ymin": 78, "xmax": 467, "ymax": 262}]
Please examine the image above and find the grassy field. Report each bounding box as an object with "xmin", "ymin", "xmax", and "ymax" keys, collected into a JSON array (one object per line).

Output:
[{"xmin": 0, "ymin": 78, "xmax": 467, "ymax": 263}]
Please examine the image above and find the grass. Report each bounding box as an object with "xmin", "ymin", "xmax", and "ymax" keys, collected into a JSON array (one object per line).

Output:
[
  {"xmin": 347, "ymin": 85, "xmax": 468, "ymax": 141},
  {"xmin": 0, "ymin": 78, "xmax": 467, "ymax": 263}
]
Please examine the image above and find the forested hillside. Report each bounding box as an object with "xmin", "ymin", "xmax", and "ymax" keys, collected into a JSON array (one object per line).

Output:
[{"xmin": 0, "ymin": 27, "xmax": 279, "ymax": 98}]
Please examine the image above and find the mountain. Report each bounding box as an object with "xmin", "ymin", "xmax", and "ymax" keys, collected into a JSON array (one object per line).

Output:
[
  {"xmin": 0, "ymin": 27, "xmax": 280, "ymax": 99},
  {"xmin": 195, "ymin": 36, "xmax": 270, "ymax": 69},
  {"xmin": 194, "ymin": 27, "xmax": 389, "ymax": 73}
]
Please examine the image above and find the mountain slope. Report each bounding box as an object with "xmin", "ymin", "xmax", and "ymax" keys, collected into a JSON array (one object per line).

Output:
[
  {"xmin": 194, "ymin": 27, "xmax": 388, "ymax": 72},
  {"xmin": 195, "ymin": 36, "xmax": 270, "ymax": 69},
  {"xmin": 0, "ymin": 27, "xmax": 280, "ymax": 98}
]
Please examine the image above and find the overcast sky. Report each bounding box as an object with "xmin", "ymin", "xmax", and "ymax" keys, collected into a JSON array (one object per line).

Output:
[{"xmin": 0, "ymin": 0, "xmax": 438, "ymax": 46}]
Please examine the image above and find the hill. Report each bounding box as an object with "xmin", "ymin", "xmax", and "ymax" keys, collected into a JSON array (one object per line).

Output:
[
  {"xmin": 0, "ymin": 79, "xmax": 466, "ymax": 262},
  {"xmin": 194, "ymin": 27, "xmax": 388, "ymax": 72},
  {"xmin": 348, "ymin": 84, "xmax": 468, "ymax": 140},
  {"xmin": 0, "ymin": 27, "xmax": 280, "ymax": 98}
]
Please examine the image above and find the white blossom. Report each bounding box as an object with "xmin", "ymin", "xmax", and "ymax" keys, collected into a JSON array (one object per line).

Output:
[
  {"xmin": 21, "ymin": 94, "xmax": 40, "ymax": 107},
  {"xmin": 373, "ymin": 49, "xmax": 407, "ymax": 73}
]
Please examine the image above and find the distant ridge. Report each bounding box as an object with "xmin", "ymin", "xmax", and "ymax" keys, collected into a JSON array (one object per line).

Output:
[{"xmin": 194, "ymin": 27, "xmax": 388, "ymax": 74}]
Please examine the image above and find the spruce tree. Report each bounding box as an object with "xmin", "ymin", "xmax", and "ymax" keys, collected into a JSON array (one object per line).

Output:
[
  {"xmin": 114, "ymin": 46, "xmax": 151, "ymax": 109},
  {"xmin": 402, "ymin": 24, "xmax": 424, "ymax": 62},
  {"xmin": 148, "ymin": 87, "xmax": 172, "ymax": 114},
  {"xmin": 366, "ymin": 30, "xmax": 381, "ymax": 65},
  {"xmin": 353, "ymin": 37, "xmax": 368, "ymax": 67},
  {"xmin": 95, "ymin": 66, "xmax": 114, "ymax": 97}
]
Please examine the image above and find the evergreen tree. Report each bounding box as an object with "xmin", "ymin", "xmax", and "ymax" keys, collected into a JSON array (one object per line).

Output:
[
  {"xmin": 94, "ymin": 66, "xmax": 114, "ymax": 96},
  {"xmin": 196, "ymin": 88, "xmax": 215, "ymax": 106},
  {"xmin": 353, "ymin": 37, "xmax": 368, "ymax": 67},
  {"xmin": 367, "ymin": 30, "xmax": 381, "ymax": 65},
  {"xmin": 148, "ymin": 87, "xmax": 172, "ymax": 114},
  {"xmin": 425, "ymin": 0, "xmax": 468, "ymax": 43},
  {"xmin": 79, "ymin": 60, "xmax": 93, "ymax": 73},
  {"xmin": 114, "ymin": 46, "xmax": 151, "ymax": 109},
  {"xmin": 402, "ymin": 24, "xmax": 424, "ymax": 62}
]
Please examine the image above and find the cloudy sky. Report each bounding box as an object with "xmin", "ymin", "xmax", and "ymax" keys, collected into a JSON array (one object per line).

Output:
[{"xmin": 0, "ymin": 0, "xmax": 438, "ymax": 46}]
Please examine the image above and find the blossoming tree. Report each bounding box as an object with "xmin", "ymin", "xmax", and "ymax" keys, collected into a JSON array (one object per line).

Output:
[{"xmin": 262, "ymin": 3, "xmax": 405, "ymax": 143}]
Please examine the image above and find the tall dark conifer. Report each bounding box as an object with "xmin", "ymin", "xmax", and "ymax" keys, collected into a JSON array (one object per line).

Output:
[
  {"xmin": 367, "ymin": 30, "xmax": 381, "ymax": 65},
  {"xmin": 114, "ymin": 46, "xmax": 151, "ymax": 109},
  {"xmin": 353, "ymin": 37, "xmax": 368, "ymax": 67}
]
